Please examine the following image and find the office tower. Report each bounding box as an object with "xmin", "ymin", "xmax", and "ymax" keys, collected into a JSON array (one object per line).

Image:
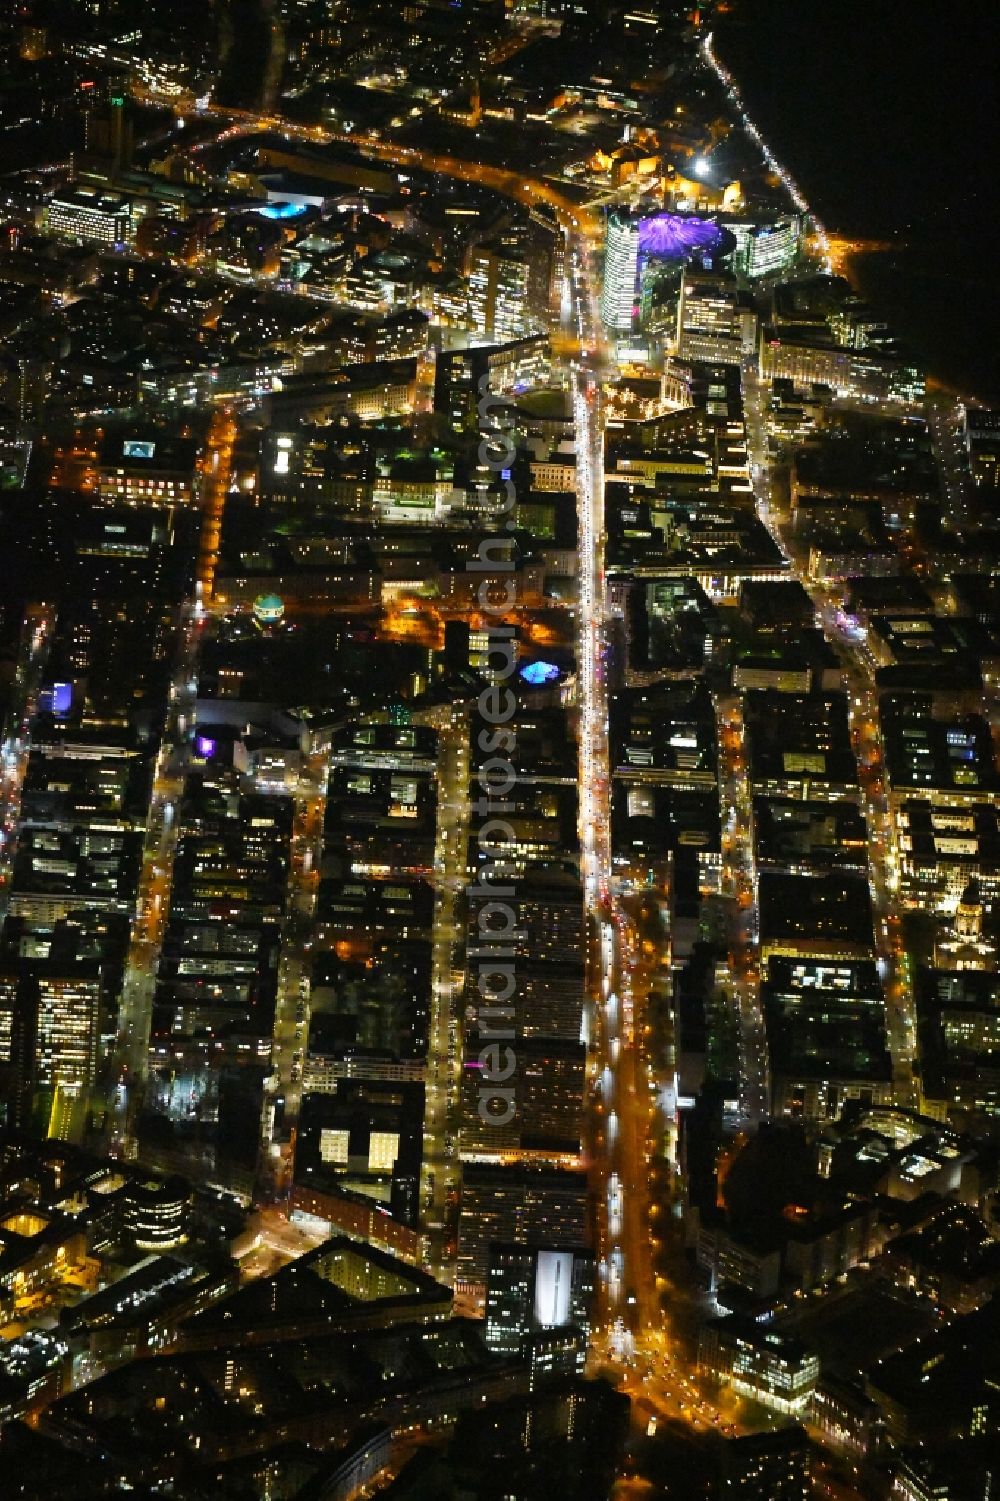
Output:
[
  {"xmin": 966, "ymin": 408, "xmax": 1000, "ymax": 490},
  {"xmin": 467, "ymin": 237, "xmax": 548, "ymax": 344},
  {"xmin": 457, "ymin": 1165, "xmax": 589, "ymax": 1289},
  {"xmin": 485, "ymin": 1243, "xmax": 595, "ymax": 1364},
  {"xmin": 123, "ymin": 1176, "xmax": 192, "ymax": 1252},
  {"xmin": 676, "ymin": 270, "xmax": 755, "ymax": 364},
  {"xmin": 34, "ymin": 975, "xmax": 100, "ymax": 1095},
  {"xmin": 217, "ymin": 1064, "xmax": 267, "ymax": 1177},
  {"xmin": 462, "ymin": 865, "xmax": 587, "ymax": 1157},
  {"xmin": 80, "ymin": 74, "xmax": 134, "ymax": 173},
  {"xmin": 461, "ymin": 1035, "xmax": 586, "ymax": 1154},
  {"xmin": 0, "ymin": 967, "xmax": 100, "ymax": 1132},
  {"xmin": 727, "ymin": 215, "xmax": 803, "ymax": 278},
  {"xmin": 601, "ymin": 211, "xmax": 640, "ymax": 331},
  {"xmin": 742, "ymin": 216, "xmax": 802, "ymax": 277},
  {"xmin": 45, "ymin": 187, "xmax": 133, "ymax": 249}
]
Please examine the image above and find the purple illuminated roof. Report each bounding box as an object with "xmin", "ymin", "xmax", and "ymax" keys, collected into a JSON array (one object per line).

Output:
[{"xmin": 637, "ymin": 213, "xmax": 730, "ymax": 260}]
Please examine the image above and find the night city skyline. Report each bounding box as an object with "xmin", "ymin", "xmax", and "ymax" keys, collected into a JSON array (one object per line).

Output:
[{"xmin": 0, "ymin": 3, "xmax": 997, "ymax": 1499}]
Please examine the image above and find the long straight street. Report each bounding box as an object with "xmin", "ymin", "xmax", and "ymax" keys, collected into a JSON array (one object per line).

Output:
[
  {"xmin": 743, "ymin": 363, "xmax": 920, "ymax": 1107},
  {"xmin": 0, "ymin": 605, "xmax": 53, "ymax": 926},
  {"xmin": 567, "ymin": 234, "xmax": 662, "ymax": 1357},
  {"xmin": 259, "ymin": 743, "xmax": 329, "ymax": 1199},
  {"xmin": 421, "ymin": 705, "xmax": 470, "ymax": 1277},
  {"xmin": 111, "ymin": 407, "xmax": 237, "ymax": 1151}
]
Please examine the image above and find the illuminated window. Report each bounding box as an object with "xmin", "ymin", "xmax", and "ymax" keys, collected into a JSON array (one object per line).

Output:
[
  {"xmin": 320, "ymin": 1129, "xmax": 350, "ymax": 1165},
  {"xmin": 368, "ymin": 1131, "xmax": 400, "ymax": 1172}
]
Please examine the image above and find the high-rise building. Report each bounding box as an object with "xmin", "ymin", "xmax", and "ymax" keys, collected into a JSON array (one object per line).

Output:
[
  {"xmin": 80, "ymin": 74, "xmax": 134, "ymax": 173},
  {"xmin": 485, "ymin": 1243, "xmax": 595, "ymax": 1370},
  {"xmin": 0, "ymin": 967, "xmax": 100, "ymax": 1131},
  {"xmin": 966, "ymin": 408, "xmax": 1000, "ymax": 490},
  {"xmin": 465, "ymin": 868, "xmax": 586, "ymax": 1042},
  {"xmin": 457, "ymin": 1165, "xmax": 589, "ymax": 1289},
  {"xmin": 601, "ymin": 211, "xmax": 640, "ymax": 331},
  {"xmin": 467, "ymin": 237, "xmax": 548, "ymax": 344},
  {"xmin": 123, "ymin": 1176, "xmax": 192, "ymax": 1252},
  {"xmin": 744, "ymin": 216, "xmax": 802, "ymax": 277},
  {"xmin": 34, "ymin": 975, "xmax": 100, "ymax": 1095},
  {"xmin": 460, "ymin": 1034, "xmax": 586, "ymax": 1154},
  {"xmin": 726, "ymin": 216, "xmax": 803, "ymax": 279},
  {"xmin": 604, "ymin": 210, "xmax": 738, "ymax": 333},
  {"xmin": 676, "ymin": 271, "xmax": 755, "ymax": 364}
]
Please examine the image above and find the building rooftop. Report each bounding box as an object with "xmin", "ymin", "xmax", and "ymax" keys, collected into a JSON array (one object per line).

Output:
[
  {"xmin": 179, "ymin": 1236, "xmax": 451, "ymax": 1345},
  {"xmin": 758, "ymin": 873, "xmax": 875, "ymax": 956}
]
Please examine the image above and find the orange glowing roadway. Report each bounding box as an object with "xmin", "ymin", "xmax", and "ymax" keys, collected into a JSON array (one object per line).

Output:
[
  {"xmin": 193, "ymin": 104, "xmax": 600, "ymax": 244},
  {"xmin": 185, "ymin": 96, "xmax": 738, "ymax": 1442},
  {"xmin": 817, "ymin": 233, "xmax": 896, "ymax": 277},
  {"xmin": 198, "ymin": 406, "xmax": 237, "ymax": 603}
]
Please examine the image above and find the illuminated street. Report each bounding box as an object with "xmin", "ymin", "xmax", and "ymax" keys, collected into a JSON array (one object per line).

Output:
[{"xmin": 0, "ymin": 5, "xmax": 991, "ymax": 1497}]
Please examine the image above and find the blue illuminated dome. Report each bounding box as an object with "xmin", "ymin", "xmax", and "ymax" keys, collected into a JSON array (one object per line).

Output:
[
  {"xmin": 257, "ymin": 201, "xmax": 309, "ymax": 220},
  {"xmin": 520, "ymin": 661, "xmax": 561, "ymax": 686}
]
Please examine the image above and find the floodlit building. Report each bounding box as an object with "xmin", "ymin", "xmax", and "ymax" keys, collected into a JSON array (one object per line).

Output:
[
  {"xmin": 33, "ymin": 975, "xmax": 100, "ymax": 1096},
  {"xmin": 727, "ymin": 215, "xmax": 803, "ymax": 279},
  {"xmin": 677, "ymin": 271, "xmax": 756, "ymax": 365},
  {"xmin": 122, "ymin": 1177, "xmax": 192, "ymax": 1252},
  {"xmin": 699, "ymin": 1316, "xmax": 820, "ymax": 1415},
  {"xmin": 485, "ymin": 1243, "xmax": 595, "ymax": 1374},
  {"xmin": 467, "ymin": 239, "xmax": 547, "ymax": 344},
  {"xmin": 45, "ymin": 187, "xmax": 132, "ymax": 248},
  {"xmin": 0, "ymin": 968, "xmax": 101, "ymax": 1132},
  {"xmin": 601, "ymin": 212, "xmax": 641, "ymax": 331}
]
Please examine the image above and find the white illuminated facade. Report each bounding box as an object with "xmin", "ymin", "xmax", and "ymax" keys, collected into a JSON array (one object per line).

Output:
[
  {"xmin": 533, "ymin": 1249, "xmax": 574, "ymax": 1327},
  {"xmin": 467, "ymin": 245, "xmax": 536, "ymax": 344},
  {"xmin": 35, "ymin": 977, "xmax": 100, "ymax": 1094},
  {"xmin": 731, "ymin": 1329, "xmax": 820, "ymax": 1414},
  {"xmin": 601, "ymin": 213, "xmax": 640, "ymax": 331},
  {"xmin": 46, "ymin": 187, "xmax": 132, "ymax": 248},
  {"xmin": 725, "ymin": 215, "xmax": 802, "ymax": 278},
  {"xmin": 676, "ymin": 270, "xmax": 753, "ymax": 364},
  {"xmin": 744, "ymin": 215, "xmax": 802, "ymax": 277}
]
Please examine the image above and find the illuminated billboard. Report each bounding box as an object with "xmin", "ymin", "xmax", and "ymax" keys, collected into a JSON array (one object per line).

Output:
[
  {"xmin": 40, "ymin": 682, "xmax": 73, "ymax": 716},
  {"xmin": 534, "ymin": 1249, "xmax": 574, "ymax": 1327},
  {"xmin": 122, "ymin": 440, "xmax": 156, "ymax": 460}
]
